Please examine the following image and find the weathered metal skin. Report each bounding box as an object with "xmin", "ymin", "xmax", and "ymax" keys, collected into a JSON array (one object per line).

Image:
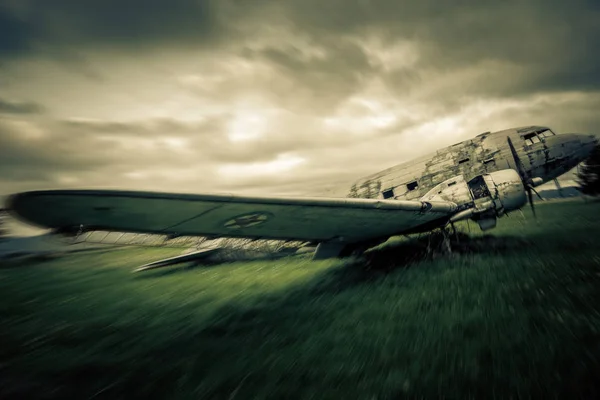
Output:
[
  {"xmin": 485, "ymin": 170, "xmax": 528, "ymax": 213},
  {"xmin": 421, "ymin": 169, "xmax": 527, "ymax": 227},
  {"xmin": 5, "ymin": 125, "xmax": 597, "ymax": 265},
  {"xmin": 420, "ymin": 175, "xmax": 472, "ymax": 209},
  {"xmin": 347, "ymin": 126, "xmax": 597, "ymax": 202}
]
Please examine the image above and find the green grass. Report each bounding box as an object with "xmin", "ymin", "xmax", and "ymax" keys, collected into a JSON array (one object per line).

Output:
[{"xmin": 1, "ymin": 200, "xmax": 600, "ymax": 399}]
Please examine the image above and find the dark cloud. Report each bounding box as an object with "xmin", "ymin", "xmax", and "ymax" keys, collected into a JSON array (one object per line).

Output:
[
  {"xmin": 490, "ymin": 92, "xmax": 600, "ymax": 135},
  {"xmin": 1, "ymin": 0, "xmax": 599, "ymax": 198},
  {"xmin": 0, "ymin": 0, "xmax": 217, "ymax": 58},
  {"xmin": 514, "ymin": 64, "xmax": 600, "ymax": 96},
  {"xmin": 0, "ymin": 5, "xmax": 34, "ymax": 56},
  {"xmin": 241, "ymin": 38, "xmax": 374, "ymax": 112},
  {"xmin": 0, "ymin": 98, "xmax": 44, "ymax": 114},
  {"xmin": 232, "ymin": 0, "xmax": 600, "ymax": 98},
  {"xmin": 274, "ymin": 0, "xmax": 599, "ymax": 61},
  {"xmin": 3, "ymin": 0, "xmax": 599, "ymax": 100}
]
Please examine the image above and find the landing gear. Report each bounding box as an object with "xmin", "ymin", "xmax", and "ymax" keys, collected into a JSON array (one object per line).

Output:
[
  {"xmin": 424, "ymin": 228, "xmax": 453, "ymax": 257},
  {"xmin": 441, "ymin": 228, "xmax": 452, "ymax": 255}
]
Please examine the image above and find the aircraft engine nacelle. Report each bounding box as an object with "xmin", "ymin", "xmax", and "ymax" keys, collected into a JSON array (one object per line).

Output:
[
  {"xmin": 484, "ymin": 169, "xmax": 528, "ymax": 212},
  {"xmin": 420, "ymin": 169, "xmax": 527, "ymax": 230}
]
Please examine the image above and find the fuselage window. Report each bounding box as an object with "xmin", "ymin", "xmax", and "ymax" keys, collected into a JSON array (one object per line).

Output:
[
  {"xmin": 382, "ymin": 188, "xmax": 395, "ymax": 199},
  {"xmin": 407, "ymin": 181, "xmax": 419, "ymax": 191}
]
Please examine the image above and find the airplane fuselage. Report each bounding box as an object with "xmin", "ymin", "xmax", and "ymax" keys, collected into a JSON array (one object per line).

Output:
[
  {"xmin": 4, "ymin": 125, "xmax": 598, "ymax": 265},
  {"xmin": 348, "ymin": 126, "xmax": 597, "ymax": 201}
]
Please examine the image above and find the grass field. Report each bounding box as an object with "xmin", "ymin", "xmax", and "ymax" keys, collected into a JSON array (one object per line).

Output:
[{"xmin": 1, "ymin": 200, "xmax": 600, "ymax": 399}]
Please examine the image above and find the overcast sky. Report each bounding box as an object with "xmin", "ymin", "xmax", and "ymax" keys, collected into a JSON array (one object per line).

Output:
[{"xmin": 1, "ymin": 0, "xmax": 599, "ymax": 199}]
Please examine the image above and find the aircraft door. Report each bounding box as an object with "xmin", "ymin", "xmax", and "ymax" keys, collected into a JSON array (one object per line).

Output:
[
  {"xmin": 467, "ymin": 175, "xmax": 489, "ymax": 200},
  {"xmin": 467, "ymin": 175, "xmax": 499, "ymax": 212}
]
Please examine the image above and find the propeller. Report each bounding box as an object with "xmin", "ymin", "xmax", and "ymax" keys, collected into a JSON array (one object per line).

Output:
[{"xmin": 507, "ymin": 136, "xmax": 539, "ymax": 219}]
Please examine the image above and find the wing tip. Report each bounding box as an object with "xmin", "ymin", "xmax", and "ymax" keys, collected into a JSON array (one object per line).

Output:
[
  {"xmin": 4, "ymin": 191, "xmax": 54, "ymax": 229},
  {"xmin": 5, "ymin": 192, "xmax": 26, "ymax": 218}
]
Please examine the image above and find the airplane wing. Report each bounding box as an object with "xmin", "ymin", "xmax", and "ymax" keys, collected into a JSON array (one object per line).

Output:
[{"xmin": 6, "ymin": 190, "xmax": 457, "ymax": 246}]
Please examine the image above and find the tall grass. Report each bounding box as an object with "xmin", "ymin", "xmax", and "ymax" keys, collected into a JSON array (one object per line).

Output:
[{"xmin": 1, "ymin": 200, "xmax": 599, "ymax": 399}]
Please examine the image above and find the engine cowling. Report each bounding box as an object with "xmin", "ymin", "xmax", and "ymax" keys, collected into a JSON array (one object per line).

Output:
[
  {"xmin": 420, "ymin": 169, "xmax": 527, "ymax": 230},
  {"xmin": 483, "ymin": 169, "xmax": 528, "ymax": 212}
]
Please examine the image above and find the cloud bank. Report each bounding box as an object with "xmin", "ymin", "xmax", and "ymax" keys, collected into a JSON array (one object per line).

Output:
[{"xmin": 0, "ymin": 0, "xmax": 598, "ymax": 197}]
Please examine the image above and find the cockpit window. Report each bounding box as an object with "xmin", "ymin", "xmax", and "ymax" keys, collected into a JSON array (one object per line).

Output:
[
  {"xmin": 537, "ymin": 129, "xmax": 555, "ymax": 138},
  {"xmin": 523, "ymin": 129, "xmax": 556, "ymax": 145},
  {"xmin": 523, "ymin": 133, "xmax": 541, "ymax": 145}
]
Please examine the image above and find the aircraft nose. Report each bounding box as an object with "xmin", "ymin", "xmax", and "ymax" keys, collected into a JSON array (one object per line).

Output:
[
  {"xmin": 549, "ymin": 133, "xmax": 598, "ymax": 161},
  {"xmin": 575, "ymin": 133, "xmax": 598, "ymax": 159},
  {"xmin": 539, "ymin": 132, "xmax": 598, "ymax": 175}
]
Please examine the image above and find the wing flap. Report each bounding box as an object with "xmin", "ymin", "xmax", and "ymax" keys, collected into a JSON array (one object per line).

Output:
[{"xmin": 7, "ymin": 190, "xmax": 457, "ymax": 243}]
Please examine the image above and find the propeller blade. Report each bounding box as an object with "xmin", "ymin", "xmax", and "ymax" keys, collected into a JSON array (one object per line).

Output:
[
  {"xmin": 527, "ymin": 187, "xmax": 537, "ymax": 220},
  {"xmin": 507, "ymin": 136, "xmax": 530, "ymax": 183},
  {"xmin": 531, "ymin": 186, "xmax": 544, "ymax": 201},
  {"xmin": 507, "ymin": 136, "xmax": 538, "ymax": 221}
]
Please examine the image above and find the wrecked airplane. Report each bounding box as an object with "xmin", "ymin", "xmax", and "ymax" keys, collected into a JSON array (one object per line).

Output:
[{"xmin": 4, "ymin": 125, "xmax": 597, "ymax": 271}]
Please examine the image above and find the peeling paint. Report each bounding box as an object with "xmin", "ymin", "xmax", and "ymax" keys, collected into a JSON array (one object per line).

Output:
[{"xmin": 346, "ymin": 125, "xmax": 593, "ymax": 202}]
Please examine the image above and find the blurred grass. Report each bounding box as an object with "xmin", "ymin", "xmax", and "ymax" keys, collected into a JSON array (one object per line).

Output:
[{"xmin": 1, "ymin": 199, "xmax": 600, "ymax": 399}]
